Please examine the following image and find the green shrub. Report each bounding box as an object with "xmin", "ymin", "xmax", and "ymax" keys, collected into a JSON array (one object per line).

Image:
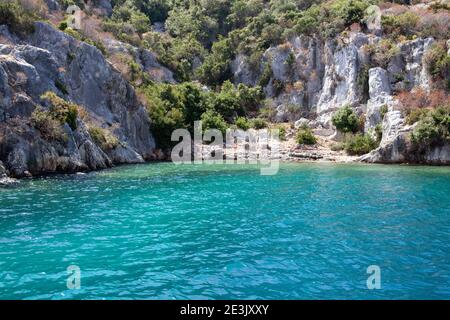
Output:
[
  {"xmin": 274, "ymin": 125, "xmax": 287, "ymax": 141},
  {"xmin": 332, "ymin": 105, "xmax": 359, "ymax": 133},
  {"xmin": 55, "ymin": 79, "xmax": 68, "ymax": 95},
  {"xmin": 104, "ymin": 1, "xmax": 151, "ymax": 36},
  {"xmin": 0, "ymin": 1, "xmax": 36, "ymax": 35},
  {"xmin": 375, "ymin": 123, "xmax": 383, "ymax": 143},
  {"xmin": 293, "ymin": 0, "xmax": 371, "ymax": 38},
  {"xmin": 258, "ymin": 106, "xmax": 277, "ymax": 121},
  {"xmin": 88, "ymin": 126, "xmax": 120, "ymax": 150},
  {"xmin": 40, "ymin": 91, "xmax": 79, "ymax": 130},
  {"xmin": 58, "ymin": 21, "xmax": 68, "ymax": 31},
  {"xmin": 272, "ymin": 79, "xmax": 285, "ymax": 96},
  {"xmin": 344, "ymin": 133, "xmax": 377, "ymax": 155},
  {"xmin": 142, "ymin": 83, "xmax": 186, "ymax": 149},
  {"xmin": 196, "ymin": 37, "xmax": 234, "ymax": 87},
  {"xmin": 411, "ymin": 117, "xmax": 442, "ymax": 145},
  {"xmin": 201, "ymin": 110, "xmax": 228, "ymax": 135},
  {"xmin": 406, "ymin": 108, "xmax": 430, "ymax": 125},
  {"xmin": 296, "ymin": 125, "xmax": 317, "ymax": 145},
  {"xmin": 258, "ymin": 63, "xmax": 273, "ymax": 87},
  {"xmin": 381, "ymin": 12, "xmax": 420, "ymax": 38},
  {"xmin": 63, "ymin": 28, "xmax": 107, "ymax": 56},
  {"xmin": 423, "ymin": 42, "xmax": 450, "ymax": 80},
  {"xmin": 411, "ymin": 106, "xmax": 450, "ymax": 146},
  {"xmin": 235, "ymin": 117, "xmax": 251, "ymax": 130},
  {"xmin": 380, "ymin": 105, "xmax": 388, "ymax": 119},
  {"xmin": 370, "ymin": 39, "xmax": 400, "ymax": 68},
  {"xmin": 251, "ymin": 118, "xmax": 268, "ymax": 129},
  {"xmin": 30, "ymin": 107, "xmax": 67, "ymax": 142}
]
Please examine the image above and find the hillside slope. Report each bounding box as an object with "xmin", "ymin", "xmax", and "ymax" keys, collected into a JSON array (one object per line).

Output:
[{"xmin": 0, "ymin": 0, "xmax": 449, "ymax": 183}]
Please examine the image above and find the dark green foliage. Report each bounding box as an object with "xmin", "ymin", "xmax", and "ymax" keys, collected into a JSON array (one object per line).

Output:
[
  {"xmin": 58, "ymin": 21, "xmax": 68, "ymax": 31},
  {"xmin": 64, "ymin": 28, "xmax": 108, "ymax": 56},
  {"xmin": 88, "ymin": 126, "xmax": 119, "ymax": 150},
  {"xmin": 196, "ymin": 37, "xmax": 235, "ymax": 86},
  {"xmin": 375, "ymin": 123, "xmax": 383, "ymax": 143},
  {"xmin": 55, "ymin": 79, "xmax": 68, "ymax": 95},
  {"xmin": 103, "ymin": 0, "xmax": 151, "ymax": 44},
  {"xmin": 293, "ymin": 0, "xmax": 371, "ymax": 38},
  {"xmin": 98, "ymin": 0, "xmax": 446, "ymax": 90},
  {"xmin": 30, "ymin": 107, "xmax": 67, "ymax": 142},
  {"xmin": 274, "ymin": 125, "xmax": 287, "ymax": 141},
  {"xmin": 235, "ymin": 116, "xmax": 251, "ymax": 130},
  {"xmin": 272, "ymin": 79, "xmax": 285, "ymax": 96},
  {"xmin": 251, "ymin": 118, "xmax": 268, "ymax": 129},
  {"xmin": 141, "ymin": 80, "xmax": 264, "ymax": 147},
  {"xmin": 344, "ymin": 133, "xmax": 377, "ymax": 155},
  {"xmin": 381, "ymin": 12, "xmax": 420, "ymax": 38},
  {"xmin": 380, "ymin": 105, "xmax": 388, "ymax": 120},
  {"xmin": 296, "ymin": 125, "xmax": 317, "ymax": 145},
  {"xmin": 406, "ymin": 108, "xmax": 429, "ymax": 125},
  {"xmin": 0, "ymin": 1, "xmax": 36, "ymax": 35},
  {"xmin": 332, "ymin": 105, "xmax": 359, "ymax": 133},
  {"xmin": 258, "ymin": 63, "xmax": 273, "ymax": 87}
]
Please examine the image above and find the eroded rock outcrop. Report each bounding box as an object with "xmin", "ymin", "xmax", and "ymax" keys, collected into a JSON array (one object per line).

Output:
[
  {"xmin": 231, "ymin": 29, "xmax": 448, "ymax": 164},
  {"xmin": 104, "ymin": 38, "xmax": 175, "ymax": 84},
  {"xmin": 0, "ymin": 22, "xmax": 156, "ymax": 178}
]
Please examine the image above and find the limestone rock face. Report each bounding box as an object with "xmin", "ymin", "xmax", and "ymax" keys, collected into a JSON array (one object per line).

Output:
[
  {"xmin": 365, "ymin": 67, "xmax": 394, "ymax": 132},
  {"xmin": 0, "ymin": 23, "xmax": 156, "ymax": 177},
  {"xmin": 231, "ymin": 54, "xmax": 258, "ymax": 87},
  {"xmin": 104, "ymin": 38, "xmax": 175, "ymax": 84},
  {"xmin": 230, "ymin": 29, "xmax": 444, "ymax": 163},
  {"xmin": 316, "ymin": 41, "xmax": 363, "ymax": 114}
]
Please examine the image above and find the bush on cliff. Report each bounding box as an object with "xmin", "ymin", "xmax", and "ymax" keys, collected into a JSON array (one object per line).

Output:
[
  {"xmin": 296, "ymin": 125, "xmax": 317, "ymax": 145},
  {"xmin": 235, "ymin": 117, "xmax": 251, "ymax": 131},
  {"xmin": 88, "ymin": 126, "xmax": 120, "ymax": 151},
  {"xmin": 294, "ymin": 0, "xmax": 371, "ymax": 38},
  {"xmin": 200, "ymin": 110, "xmax": 228, "ymax": 135},
  {"xmin": 423, "ymin": 42, "xmax": 450, "ymax": 85},
  {"xmin": 30, "ymin": 107, "xmax": 67, "ymax": 142},
  {"xmin": 332, "ymin": 105, "xmax": 359, "ymax": 133},
  {"xmin": 103, "ymin": 1, "xmax": 151, "ymax": 36},
  {"xmin": 411, "ymin": 105, "xmax": 450, "ymax": 146},
  {"xmin": 251, "ymin": 118, "xmax": 268, "ymax": 129},
  {"xmin": 381, "ymin": 12, "xmax": 420, "ymax": 39},
  {"xmin": 40, "ymin": 91, "xmax": 79, "ymax": 130},
  {"xmin": 196, "ymin": 37, "xmax": 234, "ymax": 87}
]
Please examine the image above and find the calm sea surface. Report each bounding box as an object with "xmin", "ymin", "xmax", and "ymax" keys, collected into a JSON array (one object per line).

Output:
[{"xmin": 0, "ymin": 162, "xmax": 449, "ymax": 299}]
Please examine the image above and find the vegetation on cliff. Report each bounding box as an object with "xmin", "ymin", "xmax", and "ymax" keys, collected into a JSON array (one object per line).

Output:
[{"xmin": 1, "ymin": 0, "xmax": 449, "ymax": 161}]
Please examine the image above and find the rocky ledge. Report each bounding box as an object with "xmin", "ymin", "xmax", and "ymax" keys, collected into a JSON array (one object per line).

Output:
[{"xmin": 0, "ymin": 22, "xmax": 157, "ymax": 179}]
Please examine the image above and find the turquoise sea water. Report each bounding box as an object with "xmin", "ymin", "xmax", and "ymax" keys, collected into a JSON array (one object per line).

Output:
[{"xmin": 0, "ymin": 162, "xmax": 449, "ymax": 299}]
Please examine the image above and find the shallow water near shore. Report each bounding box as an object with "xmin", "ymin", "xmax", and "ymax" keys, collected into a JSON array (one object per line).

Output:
[{"xmin": 0, "ymin": 162, "xmax": 449, "ymax": 299}]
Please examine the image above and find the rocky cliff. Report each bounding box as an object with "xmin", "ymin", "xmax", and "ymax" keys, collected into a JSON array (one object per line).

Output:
[
  {"xmin": 0, "ymin": 22, "xmax": 156, "ymax": 179},
  {"xmin": 231, "ymin": 26, "xmax": 449, "ymax": 164}
]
